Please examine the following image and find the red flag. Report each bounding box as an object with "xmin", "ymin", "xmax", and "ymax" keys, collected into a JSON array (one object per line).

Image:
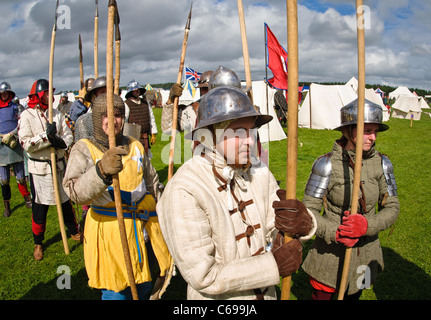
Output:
[{"xmin": 265, "ymin": 23, "xmax": 288, "ymax": 90}]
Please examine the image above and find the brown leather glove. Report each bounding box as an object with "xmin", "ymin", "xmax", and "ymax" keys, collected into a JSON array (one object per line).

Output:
[
  {"xmin": 167, "ymin": 83, "xmax": 183, "ymax": 104},
  {"xmin": 271, "ymin": 232, "xmax": 303, "ymax": 277},
  {"xmin": 97, "ymin": 146, "xmax": 128, "ymax": 176},
  {"xmin": 273, "ymin": 189, "xmax": 312, "ymax": 238}
]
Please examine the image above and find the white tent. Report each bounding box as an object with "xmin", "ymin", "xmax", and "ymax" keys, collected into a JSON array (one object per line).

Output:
[
  {"xmin": 346, "ymin": 76, "xmax": 389, "ymax": 120},
  {"xmin": 391, "ymin": 95, "xmax": 430, "ymax": 120},
  {"xmin": 298, "ymin": 81, "xmax": 390, "ymax": 129},
  {"xmin": 246, "ymin": 80, "xmax": 286, "ymax": 143},
  {"xmin": 298, "ymin": 83, "xmax": 357, "ymax": 129},
  {"xmin": 389, "ymin": 86, "xmax": 415, "ymax": 99}
]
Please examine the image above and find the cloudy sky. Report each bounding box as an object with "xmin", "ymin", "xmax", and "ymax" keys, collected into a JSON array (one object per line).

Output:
[{"xmin": 1, "ymin": 0, "xmax": 430, "ymax": 98}]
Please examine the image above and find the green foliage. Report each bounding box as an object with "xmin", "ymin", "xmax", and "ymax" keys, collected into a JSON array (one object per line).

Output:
[{"xmin": 1, "ymin": 108, "xmax": 430, "ymax": 300}]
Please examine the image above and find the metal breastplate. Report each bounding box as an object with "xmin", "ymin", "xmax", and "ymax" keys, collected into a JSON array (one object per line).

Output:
[
  {"xmin": 381, "ymin": 155, "xmax": 397, "ymax": 196},
  {"xmin": 305, "ymin": 153, "xmax": 332, "ymax": 199}
]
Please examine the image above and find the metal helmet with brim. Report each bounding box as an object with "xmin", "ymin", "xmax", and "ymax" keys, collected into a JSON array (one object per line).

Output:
[
  {"xmin": 334, "ymin": 98, "xmax": 389, "ymax": 132},
  {"xmin": 186, "ymin": 86, "xmax": 272, "ymax": 140}
]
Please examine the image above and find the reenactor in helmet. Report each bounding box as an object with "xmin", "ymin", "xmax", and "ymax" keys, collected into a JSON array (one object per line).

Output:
[
  {"xmin": 57, "ymin": 92, "xmax": 73, "ymax": 116},
  {"xmin": 0, "ymin": 81, "xmax": 32, "ymax": 216},
  {"xmin": 161, "ymin": 70, "xmax": 213, "ymax": 134},
  {"xmin": 124, "ymin": 80, "xmax": 158, "ymax": 155},
  {"xmin": 74, "ymin": 76, "xmax": 107, "ymax": 142},
  {"xmin": 18, "ymin": 79, "xmax": 81, "ymax": 260},
  {"xmin": 63, "ymin": 93, "xmax": 172, "ymax": 300},
  {"xmin": 301, "ymin": 98, "xmax": 400, "ymax": 300},
  {"xmin": 157, "ymin": 86, "xmax": 316, "ymax": 300}
]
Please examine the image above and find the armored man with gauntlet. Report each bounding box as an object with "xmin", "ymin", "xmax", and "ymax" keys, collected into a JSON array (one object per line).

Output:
[
  {"xmin": 301, "ymin": 99, "xmax": 400, "ymax": 300},
  {"xmin": 157, "ymin": 86, "xmax": 317, "ymax": 300}
]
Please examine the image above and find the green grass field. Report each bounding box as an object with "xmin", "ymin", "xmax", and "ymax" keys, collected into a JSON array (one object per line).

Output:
[{"xmin": 0, "ymin": 108, "xmax": 430, "ymax": 300}]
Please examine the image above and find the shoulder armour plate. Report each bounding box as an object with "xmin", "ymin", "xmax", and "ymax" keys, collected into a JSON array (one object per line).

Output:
[
  {"xmin": 305, "ymin": 154, "xmax": 332, "ymax": 198},
  {"xmin": 381, "ymin": 155, "xmax": 397, "ymax": 196}
]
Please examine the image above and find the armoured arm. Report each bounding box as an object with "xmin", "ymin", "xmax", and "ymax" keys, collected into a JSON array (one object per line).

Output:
[
  {"xmin": 365, "ymin": 155, "xmax": 400, "ymax": 236},
  {"xmin": 303, "ymin": 155, "xmax": 339, "ymax": 243}
]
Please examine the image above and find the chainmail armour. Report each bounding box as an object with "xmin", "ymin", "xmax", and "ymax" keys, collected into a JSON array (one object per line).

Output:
[{"xmin": 91, "ymin": 93, "xmax": 127, "ymax": 152}]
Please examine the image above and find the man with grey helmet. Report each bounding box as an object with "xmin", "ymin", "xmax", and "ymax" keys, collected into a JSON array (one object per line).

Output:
[
  {"xmin": 0, "ymin": 81, "xmax": 32, "ymax": 216},
  {"xmin": 157, "ymin": 86, "xmax": 316, "ymax": 300},
  {"xmin": 301, "ymin": 98, "xmax": 400, "ymax": 300}
]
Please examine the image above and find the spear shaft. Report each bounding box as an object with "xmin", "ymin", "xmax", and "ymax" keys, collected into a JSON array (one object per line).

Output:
[
  {"xmin": 79, "ymin": 34, "xmax": 84, "ymax": 89},
  {"xmin": 168, "ymin": 3, "xmax": 193, "ymax": 180},
  {"xmin": 338, "ymin": 0, "xmax": 366, "ymax": 300},
  {"xmin": 106, "ymin": 0, "xmax": 138, "ymax": 300},
  {"xmin": 281, "ymin": 0, "xmax": 299, "ymax": 300},
  {"xmin": 94, "ymin": 0, "xmax": 99, "ymax": 78},
  {"xmin": 48, "ymin": 0, "xmax": 69, "ymax": 255},
  {"xmin": 237, "ymin": 0, "xmax": 253, "ymax": 102}
]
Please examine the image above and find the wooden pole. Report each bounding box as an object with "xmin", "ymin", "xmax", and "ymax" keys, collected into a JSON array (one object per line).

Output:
[
  {"xmin": 337, "ymin": 0, "xmax": 366, "ymax": 300},
  {"xmin": 281, "ymin": 0, "xmax": 299, "ymax": 300},
  {"xmin": 79, "ymin": 34, "xmax": 84, "ymax": 89},
  {"xmin": 168, "ymin": 4, "xmax": 192, "ymax": 181},
  {"xmin": 48, "ymin": 0, "xmax": 69, "ymax": 255},
  {"xmin": 237, "ymin": 0, "xmax": 253, "ymax": 103},
  {"xmin": 94, "ymin": 0, "xmax": 99, "ymax": 78},
  {"xmin": 106, "ymin": 0, "xmax": 138, "ymax": 300},
  {"xmin": 114, "ymin": 5, "xmax": 121, "ymax": 95}
]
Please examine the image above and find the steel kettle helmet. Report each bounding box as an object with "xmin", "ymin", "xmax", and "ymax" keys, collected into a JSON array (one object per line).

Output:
[
  {"xmin": 335, "ymin": 98, "xmax": 389, "ymax": 132},
  {"xmin": 0, "ymin": 81, "xmax": 16, "ymax": 99},
  {"xmin": 125, "ymin": 80, "xmax": 146, "ymax": 99},
  {"xmin": 188, "ymin": 86, "xmax": 272, "ymax": 140},
  {"xmin": 208, "ymin": 66, "xmax": 241, "ymax": 90}
]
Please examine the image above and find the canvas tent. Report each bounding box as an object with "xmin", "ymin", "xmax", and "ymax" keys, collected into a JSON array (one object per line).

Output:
[
  {"xmin": 298, "ymin": 80, "xmax": 389, "ymax": 130},
  {"xmin": 389, "ymin": 86, "xmax": 415, "ymax": 99},
  {"xmin": 391, "ymin": 95, "xmax": 430, "ymax": 120},
  {"xmin": 298, "ymin": 83, "xmax": 357, "ymax": 129},
  {"xmin": 246, "ymin": 80, "xmax": 286, "ymax": 143}
]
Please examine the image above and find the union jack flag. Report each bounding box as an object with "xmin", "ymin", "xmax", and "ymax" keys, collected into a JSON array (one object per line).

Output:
[{"xmin": 185, "ymin": 67, "xmax": 202, "ymax": 82}]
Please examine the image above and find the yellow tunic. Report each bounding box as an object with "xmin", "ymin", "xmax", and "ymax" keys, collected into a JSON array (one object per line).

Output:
[{"xmin": 81, "ymin": 138, "xmax": 171, "ymax": 292}]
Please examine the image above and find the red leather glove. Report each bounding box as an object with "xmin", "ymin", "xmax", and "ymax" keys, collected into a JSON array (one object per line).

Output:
[
  {"xmin": 271, "ymin": 232, "xmax": 303, "ymax": 277},
  {"xmin": 338, "ymin": 211, "xmax": 368, "ymax": 238},
  {"xmin": 336, "ymin": 211, "xmax": 368, "ymax": 247},
  {"xmin": 335, "ymin": 230, "xmax": 358, "ymax": 247}
]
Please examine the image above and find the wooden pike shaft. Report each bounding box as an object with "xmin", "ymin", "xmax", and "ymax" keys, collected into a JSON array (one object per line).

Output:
[
  {"xmin": 79, "ymin": 34, "xmax": 84, "ymax": 89},
  {"xmin": 168, "ymin": 4, "xmax": 192, "ymax": 181},
  {"xmin": 281, "ymin": 0, "xmax": 299, "ymax": 300},
  {"xmin": 94, "ymin": 0, "xmax": 99, "ymax": 78},
  {"xmin": 114, "ymin": 6, "xmax": 121, "ymax": 95},
  {"xmin": 49, "ymin": 0, "xmax": 69, "ymax": 255},
  {"xmin": 337, "ymin": 0, "xmax": 366, "ymax": 300},
  {"xmin": 237, "ymin": 0, "xmax": 253, "ymax": 103},
  {"xmin": 106, "ymin": 0, "xmax": 138, "ymax": 300}
]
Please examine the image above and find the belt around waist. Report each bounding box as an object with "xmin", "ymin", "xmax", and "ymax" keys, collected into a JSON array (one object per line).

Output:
[{"xmin": 91, "ymin": 205, "xmax": 157, "ymax": 221}]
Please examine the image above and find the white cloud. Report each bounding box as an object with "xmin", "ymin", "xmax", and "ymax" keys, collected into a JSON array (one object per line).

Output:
[{"xmin": 0, "ymin": 0, "xmax": 429, "ymax": 98}]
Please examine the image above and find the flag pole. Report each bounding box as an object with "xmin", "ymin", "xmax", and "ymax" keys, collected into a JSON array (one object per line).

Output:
[
  {"xmin": 337, "ymin": 0, "xmax": 366, "ymax": 300},
  {"xmin": 281, "ymin": 0, "xmax": 299, "ymax": 300}
]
